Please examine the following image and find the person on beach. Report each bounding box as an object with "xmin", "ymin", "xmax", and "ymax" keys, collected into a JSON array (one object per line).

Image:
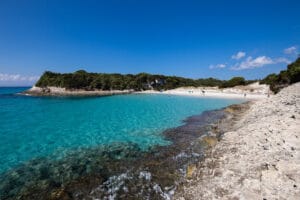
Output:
[
  {"xmin": 244, "ymin": 93, "xmax": 247, "ymax": 98},
  {"xmin": 202, "ymin": 90, "xmax": 205, "ymax": 96}
]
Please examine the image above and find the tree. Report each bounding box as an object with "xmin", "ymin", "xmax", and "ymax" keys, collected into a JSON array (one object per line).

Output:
[
  {"xmin": 260, "ymin": 57, "xmax": 300, "ymax": 93},
  {"xmin": 220, "ymin": 77, "xmax": 246, "ymax": 88},
  {"xmin": 287, "ymin": 57, "xmax": 300, "ymax": 83},
  {"xmin": 35, "ymin": 70, "xmax": 261, "ymax": 91},
  {"xmin": 260, "ymin": 73, "xmax": 278, "ymax": 85}
]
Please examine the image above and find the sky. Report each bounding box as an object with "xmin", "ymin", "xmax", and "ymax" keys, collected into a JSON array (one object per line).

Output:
[{"xmin": 0, "ymin": 0, "xmax": 299, "ymax": 86}]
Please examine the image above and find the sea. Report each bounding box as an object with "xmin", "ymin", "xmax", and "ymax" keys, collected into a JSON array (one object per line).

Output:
[{"xmin": 0, "ymin": 87, "xmax": 244, "ymax": 199}]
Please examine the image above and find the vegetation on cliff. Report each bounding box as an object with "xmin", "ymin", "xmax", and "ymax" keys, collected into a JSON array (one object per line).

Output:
[{"xmin": 261, "ymin": 57, "xmax": 300, "ymax": 93}]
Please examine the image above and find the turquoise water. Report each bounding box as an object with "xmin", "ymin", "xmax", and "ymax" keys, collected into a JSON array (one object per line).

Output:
[{"xmin": 0, "ymin": 87, "xmax": 243, "ymax": 173}]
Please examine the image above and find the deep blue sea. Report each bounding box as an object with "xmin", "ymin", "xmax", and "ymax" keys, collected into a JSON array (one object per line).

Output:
[{"xmin": 0, "ymin": 87, "xmax": 244, "ymax": 174}]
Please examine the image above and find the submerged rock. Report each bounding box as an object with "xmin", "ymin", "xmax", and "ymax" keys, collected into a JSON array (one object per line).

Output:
[
  {"xmin": 186, "ymin": 164, "xmax": 196, "ymax": 179},
  {"xmin": 201, "ymin": 136, "xmax": 218, "ymax": 147},
  {"xmin": 0, "ymin": 102, "xmax": 248, "ymax": 200}
]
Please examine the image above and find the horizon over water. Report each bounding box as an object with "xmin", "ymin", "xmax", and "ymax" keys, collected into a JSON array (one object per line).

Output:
[{"xmin": 0, "ymin": 87, "xmax": 244, "ymax": 199}]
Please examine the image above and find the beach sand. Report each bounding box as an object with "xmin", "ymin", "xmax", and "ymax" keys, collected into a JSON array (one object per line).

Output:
[
  {"xmin": 138, "ymin": 82, "xmax": 271, "ymax": 100},
  {"xmin": 174, "ymin": 82, "xmax": 300, "ymax": 199}
]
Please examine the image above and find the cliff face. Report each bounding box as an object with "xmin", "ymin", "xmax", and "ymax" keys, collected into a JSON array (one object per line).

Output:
[{"xmin": 175, "ymin": 82, "xmax": 300, "ymax": 199}]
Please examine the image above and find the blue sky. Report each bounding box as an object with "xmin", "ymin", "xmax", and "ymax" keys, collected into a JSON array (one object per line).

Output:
[{"xmin": 0, "ymin": 0, "xmax": 299, "ymax": 86}]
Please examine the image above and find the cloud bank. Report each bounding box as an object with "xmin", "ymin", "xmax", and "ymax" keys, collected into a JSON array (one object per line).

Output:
[
  {"xmin": 0, "ymin": 73, "xmax": 39, "ymax": 86},
  {"xmin": 231, "ymin": 56, "xmax": 290, "ymax": 70}
]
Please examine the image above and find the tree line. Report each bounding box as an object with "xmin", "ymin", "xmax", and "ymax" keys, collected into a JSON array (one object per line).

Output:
[
  {"xmin": 35, "ymin": 57, "xmax": 299, "ymax": 92},
  {"xmin": 35, "ymin": 71, "xmax": 255, "ymax": 91}
]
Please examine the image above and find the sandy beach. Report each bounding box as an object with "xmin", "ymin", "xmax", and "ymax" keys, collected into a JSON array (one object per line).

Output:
[
  {"xmin": 174, "ymin": 82, "xmax": 300, "ymax": 199},
  {"xmin": 138, "ymin": 82, "xmax": 271, "ymax": 100}
]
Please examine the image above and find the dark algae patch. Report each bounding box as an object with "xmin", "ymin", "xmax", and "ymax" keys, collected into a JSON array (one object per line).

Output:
[{"xmin": 0, "ymin": 103, "xmax": 250, "ymax": 200}]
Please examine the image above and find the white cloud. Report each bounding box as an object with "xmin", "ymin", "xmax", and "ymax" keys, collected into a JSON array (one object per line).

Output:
[
  {"xmin": 233, "ymin": 56, "xmax": 273, "ymax": 70},
  {"xmin": 284, "ymin": 46, "xmax": 297, "ymax": 54},
  {"xmin": 231, "ymin": 56, "xmax": 290, "ymax": 70},
  {"xmin": 209, "ymin": 64, "xmax": 226, "ymax": 69},
  {"xmin": 0, "ymin": 73, "xmax": 39, "ymax": 82},
  {"xmin": 231, "ymin": 51, "xmax": 246, "ymax": 60}
]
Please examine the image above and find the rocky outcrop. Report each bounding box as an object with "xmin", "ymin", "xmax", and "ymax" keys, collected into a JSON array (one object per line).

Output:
[
  {"xmin": 175, "ymin": 82, "xmax": 300, "ymax": 200},
  {"xmin": 23, "ymin": 86, "xmax": 133, "ymax": 97}
]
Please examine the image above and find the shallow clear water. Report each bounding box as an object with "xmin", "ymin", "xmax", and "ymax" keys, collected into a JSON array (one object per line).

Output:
[{"xmin": 0, "ymin": 87, "xmax": 243, "ymax": 173}]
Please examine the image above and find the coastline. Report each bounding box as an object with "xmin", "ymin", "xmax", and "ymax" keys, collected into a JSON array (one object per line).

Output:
[
  {"xmin": 23, "ymin": 86, "xmax": 133, "ymax": 97},
  {"xmin": 137, "ymin": 82, "xmax": 271, "ymax": 100},
  {"xmin": 174, "ymin": 82, "xmax": 300, "ymax": 199},
  {"xmin": 23, "ymin": 82, "xmax": 271, "ymax": 100},
  {"xmin": 0, "ymin": 96, "xmax": 250, "ymax": 199},
  {"xmin": 2, "ymin": 84, "xmax": 298, "ymax": 199},
  {"xmin": 7, "ymin": 82, "xmax": 298, "ymax": 199},
  {"xmin": 136, "ymin": 90, "xmax": 266, "ymax": 100}
]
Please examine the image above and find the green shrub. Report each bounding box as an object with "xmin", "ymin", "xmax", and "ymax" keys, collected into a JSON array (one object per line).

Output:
[
  {"xmin": 35, "ymin": 71, "xmax": 253, "ymax": 91},
  {"xmin": 220, "ymin": 77, "xmax": 246, "ymax": 88},
  {"xmin": 287, "ymin": 57, "xmax": 300, "ymax": 83},
  {"xmin": 260, "ymin": 57, "xmax": 300, "ymax": 93}
]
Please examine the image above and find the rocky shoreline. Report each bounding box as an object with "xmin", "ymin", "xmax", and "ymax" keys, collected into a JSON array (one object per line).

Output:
[
  {"xmin": 23, "ymin": 86, "xmax": 133, "ymax": 97},
  {"xmin": 174, "ymin": 82, "xmax": 300, "ymax": 199},
  {"xmin": 0, "ymin": 98, "xmax": 250, "ymax": 200}
]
